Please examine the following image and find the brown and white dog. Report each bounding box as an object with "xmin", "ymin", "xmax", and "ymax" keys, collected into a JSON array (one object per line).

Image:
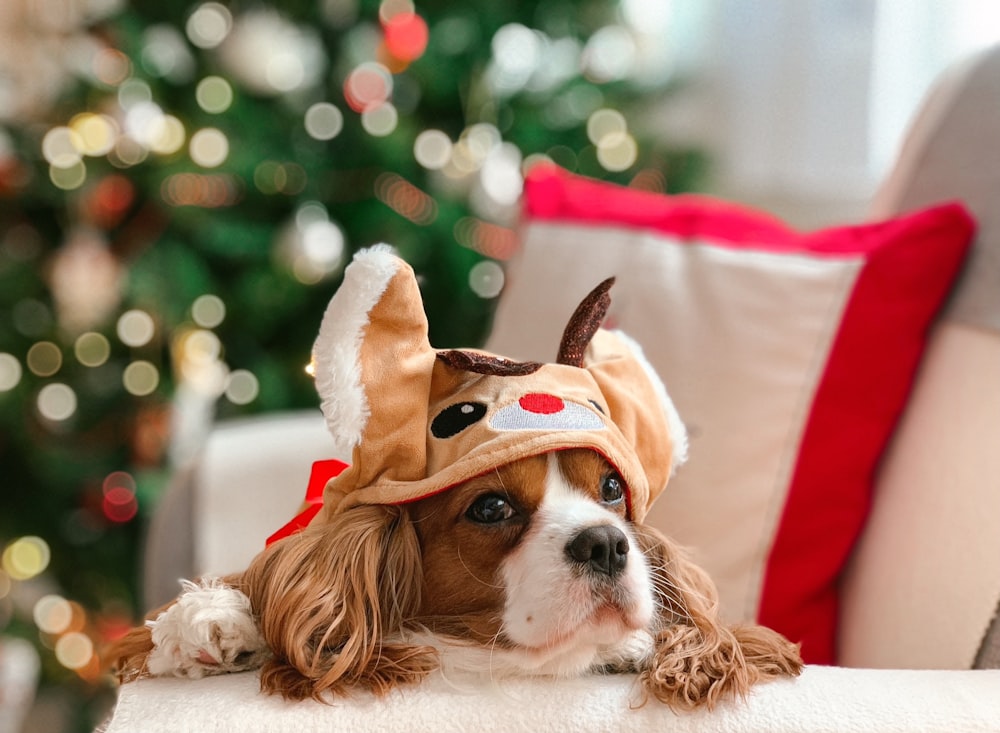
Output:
[{"xmin": 109, "ymin": 247, "xmax": 802, "ymax": 710}]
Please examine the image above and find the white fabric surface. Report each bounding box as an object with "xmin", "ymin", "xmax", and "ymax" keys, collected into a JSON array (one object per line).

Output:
[{"xmin": 106, "ymin": 667, "xmax": 1000, "ymax": 733}]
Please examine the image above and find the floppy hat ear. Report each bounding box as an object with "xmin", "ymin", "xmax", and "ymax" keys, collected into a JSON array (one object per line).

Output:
[
  {"xmin": 311, "ymin": 246, "xmax": 436, "ymax": 509},
  {"xmin": 584, "ymin": 328, "xmax": 688, "ymax": 520}
]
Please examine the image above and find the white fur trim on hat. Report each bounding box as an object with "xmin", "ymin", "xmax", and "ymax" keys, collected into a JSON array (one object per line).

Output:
[
  {"xmin": 312, "ymin": 244, "xmax": 399, "ymax": 458},
  {"xmin": 613, "ymin": 330, "xmax": 689, "ymax": 475}
]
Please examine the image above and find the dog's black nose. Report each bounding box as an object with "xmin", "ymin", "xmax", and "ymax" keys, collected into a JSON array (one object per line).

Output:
[{"xmin": 566, "ymin": 525, "xmax": 629, "ymax": 577}]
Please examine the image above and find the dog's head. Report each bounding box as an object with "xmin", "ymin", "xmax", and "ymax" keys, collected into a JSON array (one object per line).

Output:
[
  {"xmin": 245, "ymin": 247, "xmax": 799, "ymax": 705},
  {"xmin": 410, "ymin": 447, "xmax": 656, "ymax": 676}
]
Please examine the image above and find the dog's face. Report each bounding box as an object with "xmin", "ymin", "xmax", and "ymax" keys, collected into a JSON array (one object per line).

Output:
[{"xmin": 410, "ymin": 449, "xmax": 654, "ymax": 674}]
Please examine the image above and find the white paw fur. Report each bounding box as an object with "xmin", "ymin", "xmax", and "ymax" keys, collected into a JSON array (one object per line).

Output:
[{"xmin": 146, "ymin": 578, "xmax": 270, "ymax": 678}]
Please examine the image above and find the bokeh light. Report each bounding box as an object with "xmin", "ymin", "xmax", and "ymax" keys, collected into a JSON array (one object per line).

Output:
[
  {"xmin": 379, "ymin": 0, "xmax": 414, "ymax": 23},
  {"xmin": 383, "ymin": 12, "xmax": 429, "ymax": 63},
  {"xmin": 582, "ymin": 25, "xmax": 637, "ymax": 83},
  {"xmin": 453, "ymin": 217, "xmax": 519, "ymax": 261},
  {"xmin": 26, "ymin": 342, "xmax": 62, "ymax": 377},
  {"xmin": 490, "ymin": 23, "xmax": 541, "ymax": 94},
  {"xmin": 74, "ymin": 332, "xmax": 111, "ymax": 368},
  {"xmin": 147, "ymin": 115, "xmax": 186, "ymax": 155},
  {"xmin": 142, "ymin": 24, "xmax": 196, "ymax": 82},
  {"xmin": 597, "ymin": 132, "xmax": 638, "ymax": 171},
  {"xmin": 103, "ymin": 472, "xmax": 139, "ymax": 524},
  {"xmin": 630, "ymin": 167, "xmax": 668, "ymax": 193},
  {"xmin": 361, "ymin": 102, "xmax": 398, "ymax": 136},
  {"xmin": 179, "ymin": 329, "xmax": 222, "ymax": 366},
  {"xmin": 186, "ymin": 2, "xmax": 233, "ymax": 49},
  {"xmin": 282, "ymin": 205, "xmax": 346, "ymax": 284},
  {"xmin": 295, "ymin": 201, "xmax": 328, "ymax": 230},
  {"xmin": 123, "ymin": 360, "xmax": 159, "ymax": 396},
  {"xmin": 343, "ymin": 62, "xmax": 392, "ymax": 112},
  {"xmin": 69, "ymin": 114, "xmax": 118, "ymax": 157},
  {"xmin": 42, "ymin": 127, "xmax": 82, "ymax": 168},
  {"xmin": 196, "ymin": 76, "xmax": 234, "ymax": 114},
  {"xmin": 33, "ymin": 595, "xmax": 73, "ymax": 635},
  {"xmin": 54, "ymin": 631, "xmax": 94, "ymax": 670},
  {"xmin": 110, "ymin": 136, "xmax": 148, "ymax": 167},
  {"xmin": 0, "ymin": 353, "xmax": 22, "ymax": 391},
  {"xmin": 37, "ymin": 383, "xmax": 78, "ymax": 422},
  {"xmin": 174, "ymin": 328, "xmax": 227, "ymax": 395},
  {"xmin": 413, "ymin": 129, "xmax": 452, "ymax": 170},
  {"xmin": 103, "ymin": 486, "xmax": 138, "ymax": 523},
  {"xmin": 91, "ymin": 48, "xmax": 132, "ymax": 87},
  {"xmin": 89, "ymin": 175, "xmax": 136, "ymax": 227},
  {"xmin": 469, "ymin": 260, "xmax": 505, "ymax": 298},
  {"xmin": 162, "ymin": 173, "xmax": 241, "ymax": 208},
  {"xmin": 118, "ymin": 79, "xmax": 153, "ymax": 111},
  {"xmin": 375, "ymin": 173, "xmax": 437, "ymax": 225},
  {"xmin": 189, "ymin": 128, "xmax": 229, "ymax": 168},
  {"xmin": 266, "ymin": 53, "xmax": 306, "ymax": 92},
  {"xmin": 225, "ymin": 369, "xmax": 259, "ymax": 405},
  {"xmin": 117, "ymin": 310, "xmax": 155, "ymax": 347},
  {"xmin": 2, "ymin": 536, "xmax": 51, "ymax": 581},
  {"xmin": 481, "ymin": 143, "xmax": 523, "ymax": 206},
  {"xmin": 587, "ymin": 108, "xmax": 627, "ymax": 146},
  {"xmin": 49, "ymin": 159, "xmax": 87, "ymax": 191},
  {"xmin": 192, "ymin": 294, "xmax": 226, "ymax": 328},
  {"xmin": 215, "ymin": 10, "xmax": 325, "ymax": 96},
  {"xmin": 445, "ymin": 123, "xmax": 501, "ymax": 177},
  {"xmin": 300, "ymin": 221, "xmax": 345, "ymax": 273},
  {"xmin": 304, "ymin": 102, "xmax": 344, "ymax": 140},
  {"xmin": 252, "ymin": 161, "xmax": 306, "ymax": 195}
]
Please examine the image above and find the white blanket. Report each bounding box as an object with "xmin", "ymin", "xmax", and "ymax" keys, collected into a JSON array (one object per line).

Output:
[{"xmin": 106, "ymin": 666, "xmax": 1000, "ymax": 733}]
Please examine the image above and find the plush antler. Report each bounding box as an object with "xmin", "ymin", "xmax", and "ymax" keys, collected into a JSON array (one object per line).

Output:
[{"xmin": 556, "ymin": 277, "xmax": 615, "ymax": 367}]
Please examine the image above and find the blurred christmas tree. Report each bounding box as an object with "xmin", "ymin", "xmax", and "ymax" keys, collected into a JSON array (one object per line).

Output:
[{"xmin": 0, "ymin": 0, "xmax": 705, "ymax": 729}]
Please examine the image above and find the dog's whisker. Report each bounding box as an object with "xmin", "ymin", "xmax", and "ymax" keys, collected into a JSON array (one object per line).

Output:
[{"xmin": 454, "ymin": 544, "xmax": 507, "ymax": 591}]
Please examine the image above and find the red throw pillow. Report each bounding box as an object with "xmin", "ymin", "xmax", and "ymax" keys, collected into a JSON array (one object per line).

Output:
[{"xmin": 487, "ymin": 164, "xmax": 974, "ymax": 664}]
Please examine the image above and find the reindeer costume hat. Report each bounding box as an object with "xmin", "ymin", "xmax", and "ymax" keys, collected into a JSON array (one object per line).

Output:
[{"xmin": 307, "ymin": 246, "xmax": 687, "ymax": 526}]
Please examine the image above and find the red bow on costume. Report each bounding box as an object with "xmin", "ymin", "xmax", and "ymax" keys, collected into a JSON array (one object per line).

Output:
[{"xmin": 265, "ymin": 459, "xmax": 348, "ymax": 546}]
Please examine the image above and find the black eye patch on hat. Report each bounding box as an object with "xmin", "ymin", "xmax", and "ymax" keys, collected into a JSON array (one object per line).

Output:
[{"xmin": 431, "ymin": 402, "xmax": 488, "ymax": 439}]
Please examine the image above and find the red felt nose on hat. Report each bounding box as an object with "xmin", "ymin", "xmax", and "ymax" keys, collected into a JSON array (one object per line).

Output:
[{"xmin": 519, "ymin": 393, "xmax": 564, "ymax": 414}]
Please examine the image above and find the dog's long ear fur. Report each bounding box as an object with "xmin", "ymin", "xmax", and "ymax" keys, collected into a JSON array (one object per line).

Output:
[
  {"xmin": 243, "ymin": 504, "xmax": 438, "ymax": 700},
  {"xmin": 633, "ymin": 524, "xmax": 802, "ymax": 710}
]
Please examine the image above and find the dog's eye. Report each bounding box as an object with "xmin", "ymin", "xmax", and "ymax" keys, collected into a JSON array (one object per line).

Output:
[
  {"xmin": 466, "ymin": 494, "xmax": 516, "ymax": 524},
  {"xmin": 600, "ymin": 473, "xmax": 624, "ymax": 504}
]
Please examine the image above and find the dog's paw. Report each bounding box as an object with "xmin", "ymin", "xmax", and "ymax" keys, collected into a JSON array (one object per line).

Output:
[{"xmin": 146, "ymin": 578, "xmax": 270, "ymax": 679}]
